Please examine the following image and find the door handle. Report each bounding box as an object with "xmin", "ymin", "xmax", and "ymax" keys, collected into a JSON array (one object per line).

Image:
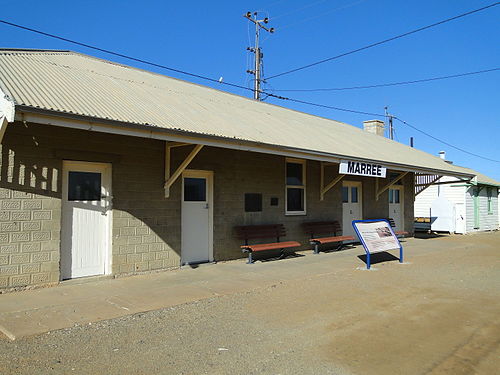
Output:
[{"xmin": 204, "ymin": 203, "xmax": 209, "ymax": 209}]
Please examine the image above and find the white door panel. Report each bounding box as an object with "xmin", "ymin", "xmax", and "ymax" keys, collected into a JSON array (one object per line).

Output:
[
  {"xmin": 61, "ymin": 162, "xmax": 111, "ymax": 279},
  {"xmin": 389, "ymin": 186, "xmax": 404, "ymax": 232},
  {"xmin": 455, "ymin": 203, "xmax": 466, "ymax": 234},
  {"xmin": 181, "ymin": 171, "xmax": 213, "ymax": 265},
  {"xmin": 342, "ymin": 181, "xmax": 362, "ymax": 238}
]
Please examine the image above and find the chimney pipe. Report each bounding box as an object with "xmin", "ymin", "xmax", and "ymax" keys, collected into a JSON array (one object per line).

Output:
[
  {"xmin": 363, "ymin": 120, "xmax": 385, "ymax": 137},
  {"xmin": 439, "ymin": 151, "xmax": 446, "ymax": 160}
]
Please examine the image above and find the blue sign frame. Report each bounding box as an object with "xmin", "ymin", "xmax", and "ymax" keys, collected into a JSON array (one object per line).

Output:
[{"xmin": 352, "ymin": 219, "xmax": 403, "ymax": 270}]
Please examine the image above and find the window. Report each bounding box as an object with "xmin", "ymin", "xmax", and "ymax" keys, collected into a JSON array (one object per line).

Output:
[
  {"xmin": 286, "ymin": 159, "xmax": 306, "ymax": 214},
  {"xmin": 68, "ymin": 171, "xmax": 101, "ymax": 201},
  {"xmin": 184, "ymin": 178, "xmax": 206, "ymax": 201},
  {"xmin": 351, "ymin": 187, "xmax": 358, "ymax": 203},
  {"xmin": 389, "ymin": 189, "xmax": 400, "ymax": 204},
  {"xmin": 341, "ymin": 186, "xmax": 349, "ymax": 203}
]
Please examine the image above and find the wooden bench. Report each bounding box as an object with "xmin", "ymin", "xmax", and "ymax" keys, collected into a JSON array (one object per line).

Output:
[
  {"xmin": 387, "ymin": 218, "xmax": 409, "ymax": 237},
  {"xmin": 235, "ymin": 224, "xmax": 301, "ymax": 264},
  {"xmin": 302, "ymin": 221, "xmax": 355, "ymax": 254}
]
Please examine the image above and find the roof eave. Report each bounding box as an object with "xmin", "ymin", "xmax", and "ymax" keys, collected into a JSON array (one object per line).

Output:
[{"xmin": 15, "ymin": 105, "xmax": 475, "ymax": 179}]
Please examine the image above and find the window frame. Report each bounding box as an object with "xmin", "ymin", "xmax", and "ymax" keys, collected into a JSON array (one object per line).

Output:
[{"xmin": 285, "ymin": 158, "xmax": 306, "ymax": 215}]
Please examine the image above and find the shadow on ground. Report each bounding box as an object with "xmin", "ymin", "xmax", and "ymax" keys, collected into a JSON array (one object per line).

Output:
[
  {"xmin": 256, "ymin": 252, "xmax": 305, "ymax": 263},
  {"xmin": 357, "ymin": 252, "xmax": 400, "ymax": 266},
  {"xmin": 414, "ymin": 232, "xmax": 451, "ymax": 239}
]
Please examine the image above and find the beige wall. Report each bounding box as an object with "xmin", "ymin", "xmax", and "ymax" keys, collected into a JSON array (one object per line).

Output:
[{"xmin": 0, "ymin": 121, "xmax": 414, "ymax": 289}]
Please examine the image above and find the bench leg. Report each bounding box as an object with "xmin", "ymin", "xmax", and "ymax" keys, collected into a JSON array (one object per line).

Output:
[
  {"xmin": 279, "ymin": 249, "xmax": 285, "ymax": 259},
  {"xmin": 246, "ymin": 251, "xmax": 254, "ymax": 264}
]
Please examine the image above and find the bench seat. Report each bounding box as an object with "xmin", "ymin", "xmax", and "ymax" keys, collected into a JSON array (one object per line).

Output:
[
  {"xmin": 235, "ymin": 224, "xmax": 301, "ymax": 264},
  {"xmin": 241, "ymin": 240, "xmax": 301, "ymax": 253},
  {"xmin": 310, "ymin": 235, "xmax": 355, "ymax": 245},
  {"xmin": 387, "ymin": 218, "xmax": 409, "ymax": 237},
  {"xmin": 302, "ymin": 221, "xmax": 353, "ymax": 254}
]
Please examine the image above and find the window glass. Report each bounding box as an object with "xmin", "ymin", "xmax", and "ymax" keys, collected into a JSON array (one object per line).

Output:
[
  {"xmin": 184, "ymin": 178, "xmax": 206, "ymax": 201},
  {"xmin": 351, "ymin": 187, "xmax": 358, "ymax": 203},
  {"xmin": 287, "ymin": 188, "xmax": 304, "ymax": 212},
  {"xmin": 394, "ymin": 189, "xmax": 400, "ymax": 204},
  {"xmin": 389, "ymin": 189, "xmax": 393, "ymax": 203},
  {"xmin": 68, "ymin": 171, "xmax": 101, "ymax": 201},
  {"xmin": 342, "ymin": 186, "xmax": 349, "ymax": 203},
  {"xmin": 286, "ymin": 162, "xmax": 303, "ymax": 186}
]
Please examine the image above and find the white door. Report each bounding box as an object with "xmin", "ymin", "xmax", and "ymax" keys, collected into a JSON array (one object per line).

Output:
[
  {"xmin": 181, "ymin": 170, "xmax": 213, "ymax": 265},
  {"xmin": 342, "ymin": 181, "xmax": 362, "ymax": 238},
  {"xmin": 61, "ymin": 161, "xmax": 112, "ymax": 279},
  {"xmin": 389, "ymin": 186, "xmax": 404, "ymax": 232},
  {"xmin": 455, "ymin": 203, "xmax": 466, "ymax": 234}
]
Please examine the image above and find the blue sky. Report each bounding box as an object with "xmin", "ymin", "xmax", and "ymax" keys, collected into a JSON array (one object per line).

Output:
[{"xmin": 1, "ymin": 0, "xmax": 499, "ymax": 180}]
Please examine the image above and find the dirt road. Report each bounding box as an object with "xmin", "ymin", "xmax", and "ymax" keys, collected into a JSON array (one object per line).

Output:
[{"xmin": 1, "ymin": 232, "xmax": 499, "ymax": 374}]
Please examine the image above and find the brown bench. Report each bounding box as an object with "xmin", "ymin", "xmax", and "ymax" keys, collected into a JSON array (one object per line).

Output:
[
  {"xmin": 387, "ymin": 218, "xmax": 409, "ymax": 237},
  {"xmin": 302, "ymin": 221, "xmax": 355, "ymax": 254},
  {"xmin": 235, "ymin": 224, "xmax": 301, "ymax": 264}
]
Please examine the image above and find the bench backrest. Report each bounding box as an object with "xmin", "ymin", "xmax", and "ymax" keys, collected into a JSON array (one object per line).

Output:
[
  {"xmin": 387, "ymin": 218, "xmax": 396, "ymax": 228},
  {"xmin": 235, "ymin": 224, "xmax": 286, "ymax": 245},
  {"xmin": 302, "ymin": 221, "xmax": 342, "ymax": 238}
]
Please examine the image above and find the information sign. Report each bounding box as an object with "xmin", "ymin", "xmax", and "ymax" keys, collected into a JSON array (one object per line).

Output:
[{"xmin": 352, "ymin": 219, "xmax": 403, "ymax": 269}]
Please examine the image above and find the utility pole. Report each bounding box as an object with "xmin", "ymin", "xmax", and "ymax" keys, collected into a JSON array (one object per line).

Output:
[
  {"xmin": 244, "ymin": 11, "xmax": 274, "ymax": 100},
  {"xmin": 385, "ymin": 106, "xmax": 394, "ymax": 140}
]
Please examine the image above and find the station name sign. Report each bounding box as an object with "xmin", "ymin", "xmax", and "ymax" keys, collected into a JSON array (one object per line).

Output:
[{"xmin": 339, "ymin": 160, "xmax": 387, "ymax": 178}]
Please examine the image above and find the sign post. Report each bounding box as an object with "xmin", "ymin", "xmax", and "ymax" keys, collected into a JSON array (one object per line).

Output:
[{"xmin": 352, "ymin": 219, "xmax": 403, "ymax": 269}]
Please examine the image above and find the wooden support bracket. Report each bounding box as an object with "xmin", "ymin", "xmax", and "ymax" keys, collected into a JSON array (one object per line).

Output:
[
  {"xmin": 320, "ymin": 162, "xmax": 344, "ymax": 201},
  {"xmin": 0, "ymin": 116, "xmax": 8, "ymax": 143},
  {"xmin": 376, "ymin": 172, "xmax": 408, "ymax": 201},
  {"xmin": 164, "ymin": 143, "xmax": 204, "ymax": 198}
]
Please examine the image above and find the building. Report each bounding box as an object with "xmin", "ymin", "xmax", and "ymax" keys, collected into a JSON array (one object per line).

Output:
[
  {"xmin": 415, "ymin": 153, "xmax": 500, "ymax": 233},
  {"xmin": 0, "ymin": 49, "xmax": 473, "ymax": 290}
]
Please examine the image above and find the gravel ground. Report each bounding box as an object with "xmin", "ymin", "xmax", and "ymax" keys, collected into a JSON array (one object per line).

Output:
[{"xmin": 0, "ymin": 232, "xmax": 499, "ymax": 375}]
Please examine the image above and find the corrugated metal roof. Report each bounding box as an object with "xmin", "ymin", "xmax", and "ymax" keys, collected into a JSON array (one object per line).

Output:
[
  {"xmin": 0, "ymin": 49, "xmax": 476, "ymax": 176},
  {"xmin": 453, "ymin": 166, "xmax": 500, "ymax": 187}
]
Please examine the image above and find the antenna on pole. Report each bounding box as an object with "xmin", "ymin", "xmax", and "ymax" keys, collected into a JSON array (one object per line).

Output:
[
  {"xmin": 385, "ymin": 106, "xmax": 394, "ymax": 140},
  {"xmin": 244, "ymin": 11, "xmax": 274, "ymax": 101}
]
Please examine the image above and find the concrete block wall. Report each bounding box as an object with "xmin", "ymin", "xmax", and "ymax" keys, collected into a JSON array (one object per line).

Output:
[
  {"xmin": 1, "ymin": 120, "xmax": 415, "ymax": 289},
  {"xmin": 179, "ymin": 147, "xmax": 404, "ymax": 260},
  {"xmin": 0, "ymin": 121, "xmax": 62, "ymax": 289},
  {"xmin": 1, "ymin": 121, "xmax": 181, "ymax": 289}
]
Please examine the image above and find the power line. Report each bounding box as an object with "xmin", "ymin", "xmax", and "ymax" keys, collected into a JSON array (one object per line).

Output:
[
  {"xmin": 272, "ymin": 67, "xmax": 500, "ymax": 91},
  {"xmin": 394, "ymin": 117, "xmax": 500, "ymax": 163},
  {"xmin": 0, "ymin": 18, "xmax": 385, "ymax": 117},
  {"xmin": 267, "ymin": 2, "xmax": 500, "ymax": 80},
  {"xmin": 263, "ymin": 91, "xmax": 500, "ymax": 163},
  {"xmin": 266, "ymin": 92, "xmax": 385, "ymax": 117},
  {"xmin": 0, "ymin": 19, "xmax": 255, "ymax": 94},
  {"xmin": 276, "ymin": 0, "xmax": 366, "ymax": 32},
  {"xmin": 271, "ymin": 0, "xmax": 330, "ymax": 20}
]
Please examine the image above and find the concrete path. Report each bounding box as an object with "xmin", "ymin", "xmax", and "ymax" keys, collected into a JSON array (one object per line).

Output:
[{"xmin": 0, "ymin": 237, "xmax": 429, "ymax": 340}]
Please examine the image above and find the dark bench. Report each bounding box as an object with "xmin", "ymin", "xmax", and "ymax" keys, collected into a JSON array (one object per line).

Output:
[
  {"xmin": 302, "ymin": 221, "xmax": 355, "ymax": 254},
  {"xmin": 235, "ymin": 224, "xmax": 301, "ymax": 264},
  {"xmin": 387, "ymin": 218, "xmax": 409, "ymax": 237}
]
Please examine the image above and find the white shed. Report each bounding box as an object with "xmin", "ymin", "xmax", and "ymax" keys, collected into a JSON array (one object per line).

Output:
[{"xmin": 415, "ymin": 166, "xmax": 499, "ymax": 234}]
